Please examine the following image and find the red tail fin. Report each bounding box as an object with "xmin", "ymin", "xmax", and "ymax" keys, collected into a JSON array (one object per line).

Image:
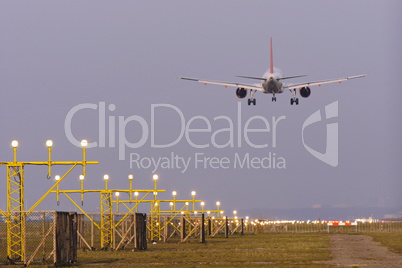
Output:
[{"xmin": 270, "ymin": 37, "xmax": 274, "ymax": 74}]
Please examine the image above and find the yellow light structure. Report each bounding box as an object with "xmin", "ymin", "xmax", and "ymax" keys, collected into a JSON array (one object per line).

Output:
[
  {"xmin": 81, "ymin": 139, "xmax": 88, "ymax": 177},
  {"xmin": 55, "ymin": 175, "xmax": 61, "ymax": 205},
  {"xmin": 172, "ymin": 191, "xmax": 177, "ymax": 210},
  {"xmin": 104, "ymin": 174, "xmax": 109, "ymax": 189},
  {"xmin": 48, "ymin": 173, "xmax": 165, "ymax": 250},
  {"xmin": 150, "ymin": 174, "xmax": 161, "ymax": 242},
  {"xmin": 191, "ymin": 191, "xmax": 196, "ymax": 211},
  {"xmin": 100, "ymin": 174, "xmax": 113, "ymax": 248},
  {"xmin": 79, "ymin": 175, "xmax": 85, "ymax": 205},
  {"xmin": 134, "ymin": 192, "xmax": 139, "ymax": 212},
  {"xmin": 6, "ymin": 140, "xmax": 25, "ymax": 261},
  {"xmin": 115, "ymin": 192, "xmax": 120, "ymax": 213},
  {"xmin": 128, "ymin": 174, "xmax": 134, "ymax": 202},
  {"xmin": 152, "ymin": 174, "xmax": 158, "ymax": 197},
  {"xmin": 0, "ymin": 139, "xmax": 98, "ymax": 262},
  {"xmin": 216, "ymin": 201, "xmax": 221, "ymax": 211},
  {"xmin": 46, "ymin": 140, "xmax": 53, "ymax": 178},
  {"xmin": 11, "ymin": 140, "xmax": 18, "ymax": 162}
]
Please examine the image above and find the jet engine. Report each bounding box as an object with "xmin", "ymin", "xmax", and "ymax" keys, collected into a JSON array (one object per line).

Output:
[
  {"xmin": 236, "ymin": 88, "xmax": 247, "ymax": 98},
  {"xmin": 299, "ymin": 87, "xmax": 311, "ymax": 98}
]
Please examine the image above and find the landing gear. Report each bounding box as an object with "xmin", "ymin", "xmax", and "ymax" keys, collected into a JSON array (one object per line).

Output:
[
  {"xmin": 272, "ymin": 94, "xmax": 276, "ymax": 102},
  {"xmin": 248, "ymin": 89, "xmax": 256, "ymax": 105},
  {"xmin": 248, "ymin": 98, "xmax": 256, "ymax": 105},
  {"xmin": 290, "ymin": 89, "xmax": 299, "ymax": 105}
]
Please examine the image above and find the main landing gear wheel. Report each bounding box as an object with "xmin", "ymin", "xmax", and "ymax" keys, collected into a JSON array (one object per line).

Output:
[
  {"xmin": 272, "ymin": 97, "xmax": 276, "ymax": 102},
  {"xmin": 248, "ymin": 99, "xmax": 256, "ymax": 106},
  {"xmin": 290, "ymin": 98, "xmax": 299, "ymax": 105}
]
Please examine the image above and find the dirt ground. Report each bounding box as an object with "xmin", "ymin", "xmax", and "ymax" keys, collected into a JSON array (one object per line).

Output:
[{"xmin": 318, "ymin": 234, "xmax": 402, "ymax": 267}]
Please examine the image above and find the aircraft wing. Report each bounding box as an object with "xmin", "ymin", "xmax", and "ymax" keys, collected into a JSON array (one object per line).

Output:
[
  {"xmin": 180, "ymin": 77, "xmax": 264, "ymax": 91},
  {"xmin": 285, "ymin": 74, "xmax": 367, "ymax": 90}
]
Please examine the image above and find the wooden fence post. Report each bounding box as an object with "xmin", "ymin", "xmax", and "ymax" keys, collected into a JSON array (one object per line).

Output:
[
  {"xmin": 225, "ymin": 217, "xmax": 229, "ymax": 238},
  {"xmin": 134, "ymin": 213, "xmax": 147, "ymax": 250},
  {"xmin": 200, "ymin": 214, "xmax": 205, "ymax": 243},
  {"xmin": 180, "ymin": 214, "xmax": 186, "ymax": 242}
]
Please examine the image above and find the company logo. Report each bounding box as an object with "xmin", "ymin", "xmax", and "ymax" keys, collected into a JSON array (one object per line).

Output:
[
  {"xmin": 64, "ymin": 101, "xmax": 338, "ymax": 171},
  {"xmin": 302, "ymin": 101, "xmax": 338, "ymax": 167}
]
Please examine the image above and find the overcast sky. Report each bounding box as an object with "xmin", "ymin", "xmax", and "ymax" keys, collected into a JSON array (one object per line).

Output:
[{"xmin": 0, "ymin": 1, "xmax": 401, "ymax": 218}]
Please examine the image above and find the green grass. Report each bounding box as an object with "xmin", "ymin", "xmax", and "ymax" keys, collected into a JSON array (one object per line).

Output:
[
  {"xmin": 363, "ymin": 232, "xmax": 402, "ymax": 254},
  {"xmin": 78, "ymin": 233, "xmax": 331, "ymax": 267}
]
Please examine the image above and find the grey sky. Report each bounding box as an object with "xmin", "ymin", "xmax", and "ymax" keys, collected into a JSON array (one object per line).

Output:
[{"xmin": 0, "ymin": 1, "xmax": 401, "ymax": 219}]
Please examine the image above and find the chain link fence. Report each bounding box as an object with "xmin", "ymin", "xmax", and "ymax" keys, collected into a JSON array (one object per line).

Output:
[
  {"xmin": 0, "ymin": 211, "xmax": 147, "ymax": 266},
  {"xmin": 76, "ymin": 213, "xmax": 147, "ymax": 251},
  {"xmin": 0, "ymin": 211, "xmax": 78, "ymax": 266}
]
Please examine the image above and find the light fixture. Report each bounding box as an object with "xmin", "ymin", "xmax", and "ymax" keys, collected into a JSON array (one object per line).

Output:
[
  {"xmin": 152, "ymin": 174, "xmax": 159, "ymax": 180},
  {"xmin": 55, "ymin": 175, "xmax": 61, "ymax": 181},
  {"xmin": 103, "ymin": 174, "xmax": 109, "ymax": 180},
  {"xmin": 128, "ymin": 174, "xmax": 134, "ymax": 180},
  {"xmin": 80, "ymin": 140, "xmax": 88, "ymax": 147},
  {"xmin": 11, "ymin": 140, "xmax": 19, "ymax": 148},
  {"xmin": 79, "ymin": 175, "xmax": 85, "ymax": 181},
  {"xmin": 46, "ymin": 140, "xmax": 53, "ymax": 147}
]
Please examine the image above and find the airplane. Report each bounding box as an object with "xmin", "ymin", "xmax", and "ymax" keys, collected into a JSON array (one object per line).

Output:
[{"xmin": 180, "ymin": 38, "xmax": 366, "ymax": 105}]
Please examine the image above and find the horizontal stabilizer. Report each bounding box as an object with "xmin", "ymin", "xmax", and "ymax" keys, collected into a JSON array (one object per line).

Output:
[
  {"xmin": 277, "ymin": 75, "xmax": 307, "ymax": 81},
  {"xmin": 236, "ymin": 74, "xmax": 307, "ymax": 81},
  {"xmin": 236, "ymin": 75, "xmax": 266, "ymax": 81},
  {"xmin": 179, "ymin": 77, "xmax": 198, "ymax": 81}
]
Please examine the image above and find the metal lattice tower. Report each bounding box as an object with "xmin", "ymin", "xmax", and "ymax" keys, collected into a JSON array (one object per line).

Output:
[
  {"xmin": 100, "ymin": 191, "xmax": 113, "ymax": 249},
  {"xmin": 6, "ymin": 164, "xmax": 25, "ymax": 261},
  {"xmin": 149, "ymin": 201, "xmax": 161, "ymax": 242}
]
